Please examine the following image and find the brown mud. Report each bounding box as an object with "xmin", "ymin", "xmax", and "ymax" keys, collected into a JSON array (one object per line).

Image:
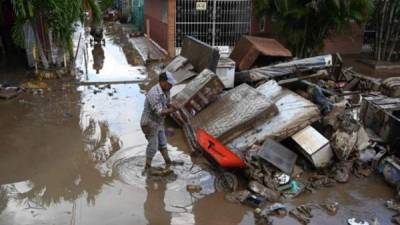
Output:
[{"xmin": 0, "ymin": 23, "xmax": 396, "ymax": 225}]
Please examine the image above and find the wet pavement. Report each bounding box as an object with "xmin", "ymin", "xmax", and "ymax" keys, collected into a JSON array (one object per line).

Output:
[{"xmin": 0, "ymin": 22, "xmax": 397, "ymax": 225}]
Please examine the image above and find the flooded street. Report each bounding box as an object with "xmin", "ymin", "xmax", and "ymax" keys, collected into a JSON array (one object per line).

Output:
[{"xmin": 0, "ymin": 23, "xmax": 396, "ymax": 225}]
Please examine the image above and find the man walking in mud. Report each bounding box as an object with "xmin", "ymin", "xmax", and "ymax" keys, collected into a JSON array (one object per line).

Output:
[{"xmin": 140, "ymin": 72, "xmax": 179, "ymax": 173}]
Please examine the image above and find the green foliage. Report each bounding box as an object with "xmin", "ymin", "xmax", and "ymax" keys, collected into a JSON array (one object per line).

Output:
[
  {"xmin": 86, "ymin": 0, "xmax": 102, "ymax": 26},
  {"xmin": 372, "ymin": 0, "xmax": 400, "ymax": 61},
  {"xmin": 254, "ymin": 0, "xmax": 374, "ymax": 57},
  {"xmin": 98, "ymin": 0, "xmax": 114, "ymax": 14},
  {"xmin": 11, "ymin": 17, "xmax": 26, "ymax": 48},
  {"xmin": 9, "ymin": 0, "xmax": 102, "ymax": 58}
]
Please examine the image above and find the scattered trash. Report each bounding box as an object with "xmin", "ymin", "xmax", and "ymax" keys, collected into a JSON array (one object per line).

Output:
[
  {"xmin": 380, "ymin": 157, "xmax": 400, "ymax": 186},
  {"xmin": 393, "ymin": 215, "xmax": 400, "ymax": 225},
  {"xmin": 186, "ymin": 184, "xmax": 202, "ymax": 193},
  {"xmin": 320, "ymin": 201, "xmax": 339, "ymax": 215},
  {"xmin": 225, "ymin": 190, "xmax": 251, "ymax": 204},
  {"xmin": 281, "ymin": 180, "xmax": 305, "ymax": 199},
  {"xmin": 347, "ymin": 218, "xmax": 369, "ymax": 225},
  {"xmin": 274, "ymin": 173, "xmax": 290, "ymax": 185},
  {"xmin": 163, "ymin": 35, "xmax": 400, "ymax": 222},
  {"xmin": 254, "ymin": 208, "xmax": 273, "ymax": 225},
  {"xmin": 248, "ymin": 181, "xmax": 280, "ymax": 202},
  {"xmin": 257, "ymin": 138, "xmax": 298, "ymax": 175},
  {"xmin": 215, "ymin": 172, "xmax": 239, "ymax": 192},
  {"xmin": 21, "ymin": 81, "xmax": 48, "ymax": 89},
  {"xmin": 254, "ymin": 204, "xmax": 287, "ymax": 225},
  {"xmin": 291, "ymin": 126, "xmax": 333, "ymax": 168},
  {"xmin": 242, "ymin": 193, "xmax": 266, "ymax": 209},
  {"xmin": 0, "ymin": 85, "xmax": 22, "ymax": 100},
  {"xmin": 230, "ymin": 35, "xmax": 292, "ymax": 71},
  {"xmin": 290, "ymin": 205, "xmax": 312, "ymax": 224},
  {"xmin": 331, "ymin": 129, "xmax": 358, "ymax": 161},
  {"xmin": 309, "ymin": 85, "xmax": 334, "ymax": 115},
  {"xmin": 386, "ymin": 199, "xmax": 400, "ymax": 212}
]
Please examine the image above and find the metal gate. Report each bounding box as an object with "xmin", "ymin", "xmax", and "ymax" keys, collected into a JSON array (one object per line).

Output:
[{"xmin": 175, "ymin": 0, "xmax": 251, "ymax": 47}]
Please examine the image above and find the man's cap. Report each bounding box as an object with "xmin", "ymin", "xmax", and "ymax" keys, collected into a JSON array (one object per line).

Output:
[{"xmin": 165, "ymin": 71, "xmax": 177, "ymax": 85}]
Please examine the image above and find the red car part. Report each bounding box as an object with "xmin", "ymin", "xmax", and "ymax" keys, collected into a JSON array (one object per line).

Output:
[{"xmin": 196, "ymin": 128, "xmax": 246, "ymax": 168}]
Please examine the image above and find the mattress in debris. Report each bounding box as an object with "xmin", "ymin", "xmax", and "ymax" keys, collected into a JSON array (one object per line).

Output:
[{"xmin": 190, "ymin": 83, "xmax": 278, "ymax": 144}]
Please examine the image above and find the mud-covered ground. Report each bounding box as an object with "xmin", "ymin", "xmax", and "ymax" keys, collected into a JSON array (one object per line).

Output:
[{"xmin": 0, "ymin": 23, "xmax": 396, "ymax": 225}]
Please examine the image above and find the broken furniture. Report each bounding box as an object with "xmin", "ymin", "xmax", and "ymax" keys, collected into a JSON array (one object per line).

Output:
[
  {"xmin": 165, "ymin": 36, "xmax": 221, "ymax": 85},
  {"xmin": 291, "ymin": 126, "xmax": 333, "ymax": 168},
  {"xmin": 190, "ymin": 83, "xmax": 278, "ymax": 144},
  {"xmin": 230, "ymin": 36, "xmax": 292, "ymax": 71},
  {"xmin": 360, "ymin": 95, "xmax": 400, "ymax": 152},
  {"xmin": 227, "ymin": 80, "xmax": 321, "ymax": 152},
  {"xmin": 171, "ymin": 69, "xmax": 225, "ymax": 125}
]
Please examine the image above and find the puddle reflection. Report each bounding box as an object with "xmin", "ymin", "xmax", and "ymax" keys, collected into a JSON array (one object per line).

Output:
[{"xmin": 92, "ymin": 43, "xmax": 105, "ymax": 74}]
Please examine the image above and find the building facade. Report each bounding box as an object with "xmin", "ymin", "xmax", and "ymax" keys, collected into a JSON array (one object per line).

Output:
[
  {"xmin": 144, "ymin": 0, "xmax": 252, "ymax": 57},
  {"xmin": 144, "ymin": 0, "xmax": 367, "ymax": 57}
]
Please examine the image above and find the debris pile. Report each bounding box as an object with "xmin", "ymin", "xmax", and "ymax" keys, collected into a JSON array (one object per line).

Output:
[{"xmin": 167, "ymin": 36, "xmax": 400, "ymax": 224}]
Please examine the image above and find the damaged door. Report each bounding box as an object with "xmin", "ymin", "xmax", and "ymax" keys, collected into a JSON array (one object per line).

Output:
[{"xmin": 175, "ymin": 0, "xmax": 251, "ymax": 47}]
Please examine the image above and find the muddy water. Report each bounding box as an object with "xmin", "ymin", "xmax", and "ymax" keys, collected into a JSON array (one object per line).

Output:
[{"xmin": 0, "ymin": 22, "xmax": 396, "ymax": 225}]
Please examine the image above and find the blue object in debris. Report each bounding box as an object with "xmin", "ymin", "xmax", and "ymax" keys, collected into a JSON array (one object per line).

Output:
[{"xmin": 382, "ymin": 158, "xmax": 400, "ymax": 186}]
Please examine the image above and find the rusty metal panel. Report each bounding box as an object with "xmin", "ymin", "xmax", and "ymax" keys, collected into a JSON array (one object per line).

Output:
[
  {"xmin": 230, "ymin": 36, "xmax": 292, "ymax": 71},
  {"xmin": 190, "ymin": 83, "xmax": 278, "ymax": 143}
]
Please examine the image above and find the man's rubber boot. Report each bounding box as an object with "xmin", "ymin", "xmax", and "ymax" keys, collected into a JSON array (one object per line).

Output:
[
  {"xmin": 160, "ymin": 147, "xmax": 172, "ymax": 166},
  {"xmin": 142, "ymin": 157, "xmax": 152, "ymax": 176},
  {"xmin": 160, "ymin": 148, "xmax": 184, "ymax": 167}
]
